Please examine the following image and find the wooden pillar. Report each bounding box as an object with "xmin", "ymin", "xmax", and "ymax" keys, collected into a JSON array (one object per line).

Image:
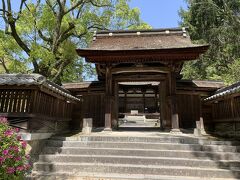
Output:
[
  {"xmin": 230, "ymin": 97, "xmax": 236, "ymax": 134},
  {"xmin": 158, "ymin": 83, "xmax": 164, "ymax": 130},
  {"xmin": 169, "ymin": 71, "xmax": 181, "ymax": 133},
  {"xmin": 142, "ymin": 88, "xmax": 146, "ymax": 113},
  {"xmin": 155, "ymin": 89, "xmax": 158, "ymax": 113},
  {"xmin": 113, "ymin": 80, "xmax": 119, "ymax": 129},
  {"xmin": 123, "ymin": 88, "xmax": 127, "ymax": 113},
  {"xmin": 159, "ymin": 79, "xmax": 171, "ymax": 129},
  {"xmin": 104, "ymin": 65, "xmax": 112, "ymax": 131}
]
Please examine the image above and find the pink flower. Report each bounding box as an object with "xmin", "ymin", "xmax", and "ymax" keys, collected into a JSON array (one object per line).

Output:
[
  {"xmin": 7, "ymin": 155, "xmax": 13, "ymax": 159},
  {"xmin": 24, "ymin": 163, "xmax": 31, "ymax": 170},
  {"xmin": 25, "ymin": 154, "xmax": 30, "ymax": 159},
  {"xmin": 4, "ymin": 129, "xmax": 13, "ymax": 136},
  {"xmin": 6, "ymin": 167, "xmax": 15, "ymax": 174},
  {"xmin": 21, "ymin": 141, "xmax": 27, "ymax": 149},
  {"xmin": 14, "ymin": 156, "xmax": 22, "ymax": 161},
  {"xmin": 2, "ymin": 149, "xmax": 9, "ymax": 155},
  {"xmin": 0, "ymin": 156, "xmax": 5, "ymax": 164},
  {"xmin": 10, "ymin": 146, "xmax": 19, "ymax": 152},
  {"xmin": 16, "ymin": 166, "xmax": 24, "ymax": 171},
  {"xmin": 17, "ymin": 135, "xmax": 21, "ymax": 141},
  {"xmin": 15, "ymin": 128, "xmax": 20, "ymax": 133},
  {"xmin": 0, "ymin": 117, "xmax": 8, "ymax": 124}
]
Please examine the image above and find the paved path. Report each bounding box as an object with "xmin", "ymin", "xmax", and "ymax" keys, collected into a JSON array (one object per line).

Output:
[{"xmin": 119, "ymin": 115, "xmax": 159, "ymax": 128}]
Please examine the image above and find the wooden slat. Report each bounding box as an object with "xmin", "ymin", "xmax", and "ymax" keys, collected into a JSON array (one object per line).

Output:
[
  {"xmin": 0, "ymin": 90, "xmax": 5, "ymax": 112},
  {"xmin": 16, "ymin": 90, "xmax": 22, "ymax": 112},
  {"xmin": 20, "ymin": 91, "xmax": 26, "ymax": 113},
  {"xmin": 4, "ymin": 90, "xmax": 11, "ymax": 112},
  {"xmin": 7, "ymin": 90, "xmax": 13, "ymax": 112}
]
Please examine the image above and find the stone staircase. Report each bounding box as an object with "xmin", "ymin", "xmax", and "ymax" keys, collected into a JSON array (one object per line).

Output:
[{"xmin": 32, "ymin": 134, "xmax": 240, "ymax": 180}]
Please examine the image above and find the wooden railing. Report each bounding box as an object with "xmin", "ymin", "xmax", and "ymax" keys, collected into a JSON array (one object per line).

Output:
[
  {"xmin": 203, "ymin": 90, "xmax": 240, "ymax": 137},
  {"xmin": 32, "ymin": 90, "xmax": 73, "ymax": 120},
  {"xmin": 0, "ymin": 86, "xmax": 81, "ymax": 133},
  {"xmin": 0, "ymin": 89, "xmax": 31, "ymax": 113}
]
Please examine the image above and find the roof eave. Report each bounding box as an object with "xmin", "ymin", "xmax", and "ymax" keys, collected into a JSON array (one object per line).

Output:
[{"xmin": 76, "ymin": 45, "xmax": 209, "ymax": 63}]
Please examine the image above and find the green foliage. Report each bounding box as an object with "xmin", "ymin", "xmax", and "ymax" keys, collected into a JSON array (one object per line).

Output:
[
  {"xmin": 109, "ymin": 0, "xmax": 151, "ymax": 30},
  {"xmin": 0, "ymin": 0, "xmax": 150, "ymax": 84},
  {"xmin": 226, "ymin": 58, "xmax": 240, "ymax": 84},
  {"xmin": 180, "ymin": 0, "xmax": 240, "ymax": 83},
  {"xmin": 0, "ymin": 31, "xmax": 27, "ymax": 74},
  {"xmin": 0, "ymin": 117, "xmax": 31, "ymax": 179}
]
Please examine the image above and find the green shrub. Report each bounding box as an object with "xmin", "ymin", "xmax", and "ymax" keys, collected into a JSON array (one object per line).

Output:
[{"xmin": 0, "ymin": 117, "xmax": 31, "ymax": 180}]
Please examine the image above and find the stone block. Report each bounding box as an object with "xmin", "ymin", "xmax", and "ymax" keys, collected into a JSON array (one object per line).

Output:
[
  {"xmin": 131, "ymin": 110, "xmax": 138, "ymax": 115},
  {"xmin": 82, "ymin": 118, "xmax": 92, "ymax": 134},
  {"xmin": 194, "ymin": 128, "xmax": 201, "ymax": 137}
]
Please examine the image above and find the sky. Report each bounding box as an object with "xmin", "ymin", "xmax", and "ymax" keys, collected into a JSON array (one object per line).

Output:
[
  {"xmin": 129, "ymin": 0, "xmax": 188, "ymax": 28},
  {"xmin": 0, "ymin": 1, "xmax": 188, "ymax": 29}
]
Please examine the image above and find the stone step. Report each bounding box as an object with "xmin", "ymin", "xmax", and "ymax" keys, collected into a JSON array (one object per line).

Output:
[
  {"xmin": 33, "ymin": 162, "xmax": 240, "ymax": 179},
  {"xmin": 45, "ymin": 140, "xmax": 240, "ymax": 153},
  {"xmin": 51, "ymin": 136, "xmax": 240, "ymax": 145},
  {"xmin": 43, "ymin": 147, "xmax": 240, "ymax": 161},
  {"xmin": 32, "ymin": 171, "xmax": 238, "ymax": 180},
  {"xmin": 38, "ymin": 154, "xmax": 240, "ymax": 169}
]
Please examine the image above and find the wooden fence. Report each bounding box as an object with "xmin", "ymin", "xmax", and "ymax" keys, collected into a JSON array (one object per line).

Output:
[
  {"xmin": 203, "ymin": 83, "xmax": 240, "ymax": 137},
  {"xmin": 0, "ymin": 75, "xmax": 81, "ymax": 133},
  {"xmin": 177, "ymin": 94, "xmax": 201, "ymax": 129}
]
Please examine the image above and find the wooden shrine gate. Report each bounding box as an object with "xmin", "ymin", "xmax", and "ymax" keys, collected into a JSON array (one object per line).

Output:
[{"xmin": 76, "ymin": 28, "xmax": 209, "ymax": 132}]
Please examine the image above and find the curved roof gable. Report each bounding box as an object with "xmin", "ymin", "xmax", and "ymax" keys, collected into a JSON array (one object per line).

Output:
[
  {"xmin": 90, "ymin": 28, "xmax": 205, "ymax": 50},
  {"xmin": 76, "ymin": 27, "xmax": 209, "ymax": 63}
]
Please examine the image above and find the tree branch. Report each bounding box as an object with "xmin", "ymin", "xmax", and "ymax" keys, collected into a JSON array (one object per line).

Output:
[
  {"xmin": 89, "ymin": 0, "xmax": 112, "ymax": 8},
  {"xmin": 5, "ymin": 0, "xmax": 40, "ymax": 72},
  {"xmin": 5, "ymin": 0, "xmax": 30, "ymax": 54},
  {"xmin": 52, "ymin": 58, "xmax": 71, "ymax": 84},
  {"xmin": 0, "ymin": 57, "xmax": 9, "ymax": 73},
  {"xmin": 1, "ymin": 0, "xmax": 9, "ymax": 32},
  {"xmin": 76, "ymin": 2, "xmax": 86, "ymax": 19},
  {"xmin": 16, "ymin": 0, "xmax": 26, "ymax": 20},
  {"xmin": 87, "ymin": 24, "xmax": 109, "ymax": 31},
  {"xmin": 58, "ymin": 22, "xmax": 75, "ymax": 43},
  {"xmin": 56, "ymin": 0, "xmax": 64, "ymax": 13},
  {"xmin": 38, "ymin": 30, "xmax": 52, "ymax": 42},
  {"xmin": 8, "ymin": 20, "xmax": 31, "ymax": 55},
  {"xmin": 65, "ymin": 0, "xmax": 84, "ymax": 15},
  {"xmin": 46, "ymin": 0, "xmax": 57, "ymax": 14}
]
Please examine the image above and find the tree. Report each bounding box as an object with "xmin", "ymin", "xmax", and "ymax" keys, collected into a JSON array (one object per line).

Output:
[
  {"xmin": 180, "ymin": 0, "xmax": 240, "ymax": 84},
  {"xmin": 0, "ymin": 0, "xmax": 150, "ymax": 84}
]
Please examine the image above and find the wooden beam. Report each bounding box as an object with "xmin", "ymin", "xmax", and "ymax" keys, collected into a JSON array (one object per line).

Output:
[
  {"xmin": 112, "ymin": 66, "xmax": 170, "ymax": 74},
  {"xmin": 115, "ymin": 74, "xmax": 167, "ymax": 82},
  {"xmin": 0, "ymin": 112, "xmax": 33, "ymax": 118},
  {"xmin": 0, "ymin": 85, "xmax": 38, "ymax": 90}
]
